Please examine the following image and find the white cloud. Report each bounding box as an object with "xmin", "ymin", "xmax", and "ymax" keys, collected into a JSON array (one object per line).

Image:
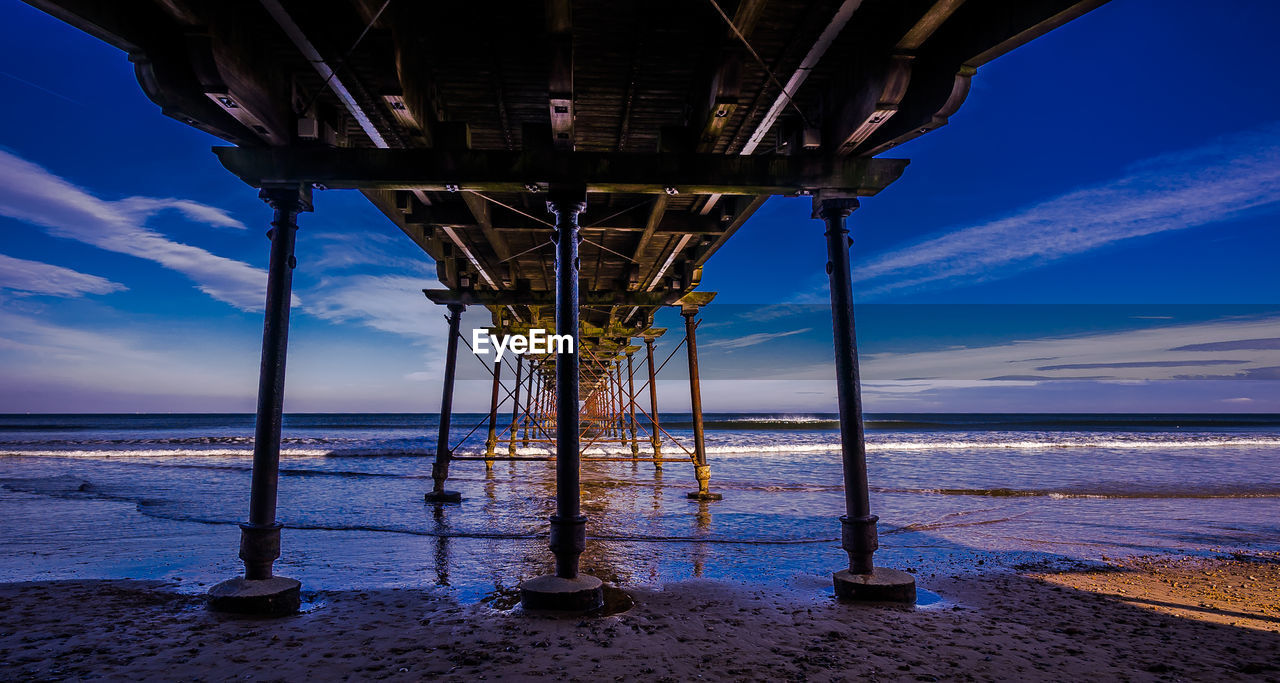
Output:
[
  {"xmin": 0, "ymin": 308, "xmax": 254, "ymax": 403},
  {"xmin": 854, "ymin": 123, "xmax": 1280, "ymax": 296},
  {"xmin": 0, "ymin": 253, "xmax": 125, "ymax": 297},
  {"xmin": 306, "ymin": 273, "xmax": 443, "ymax": 339},
  {"xmin": 860, "ymin": 315, "xmax": 1280, "ymax": 383},
  {"xmin": 115, "ymin": 197, "xmax": 246, "ymax": 230},
  {"xmin": 0, "ymin": 149, "xmax": 268, "ymax": 310},
  {"xmin": 296, "ymin": 231, "xmax": 447, "ymax": 345},
  {"xmin": 308, "ymin": 231, "xmax": 429, "ymax": 272},
  {"xmin": 703, "ymin": 327, "xmax": 812, "ymax": 350}
]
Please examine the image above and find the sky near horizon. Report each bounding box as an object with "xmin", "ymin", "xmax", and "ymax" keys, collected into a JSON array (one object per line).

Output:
[{"xmin": 1, "ymin": 0, "xmax": 1279, "ymax": 413}]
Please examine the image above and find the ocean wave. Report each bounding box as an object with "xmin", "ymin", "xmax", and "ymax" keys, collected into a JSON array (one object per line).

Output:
[
  {"xmin": 866, "ymin": 416, "xmax": 1280, "ymax": 430},
  {"xmin": 691, "ymin": 419, "xmax": 841, "ymax": 430},
  {"xmin": 882, "ymin": 486, "xmax": 1280, "ymax": 499},
  {"xmin": 0, "ymin": 448, "xmax": 373, "ymax": 458},
  {"xmin": 4, "ymin": 434, "xmax": 1280, "ymax": 459},
  {"xmin": 0, "ymin": 436, "xmax": 361, "ymax": 447},
  {"xmin": 860, "ymin": 438, "xmax": 1280, "ymax": 451}
]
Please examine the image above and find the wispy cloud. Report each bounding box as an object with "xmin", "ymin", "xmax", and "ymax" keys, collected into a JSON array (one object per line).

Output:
[
  {"xmin": 853, "ymin": 123, "xmax": 1280, "ymax": 296},
  {"xmin": 703, "ymin": 327, "xmax": 812, "ymax": 350},
  {"xmin": 0, "ymin": 308, "xmax": 255, "ymax": 404},
  {"xmin": 307, "ymin": 274, "xmax": 442, "ymax": 339},
  {"xmin": 737, "ymin": 304, "xmax": 821, "ymax": 322},
  {"xmin": 309, "ymin": 231, "xmax": 428, "ymax": 272},
  {"xmin": 114, "ymin": 197, "xmax": 246, "ymax": 230},
  {"xmin": 861, "ymin": 315, "xmax": 1280, "ymax": 383},
  {"xmin": 1035, "ymin": 359, "xmax": 1249, "ymax": 371},
  {"xmin": 0, "ymin": 253, "xmax": 125, "ymax": 297},
  {"xmin": 298, "ymin": 229, "xmax": 440, "ymax": 340},
  {"xmin": 0, "ymin": 149, "xmax": 267, "ymax": 310},
  {"xmin": 1171, "ymin": 337, "xmax": 1280, "ymax": 352}
]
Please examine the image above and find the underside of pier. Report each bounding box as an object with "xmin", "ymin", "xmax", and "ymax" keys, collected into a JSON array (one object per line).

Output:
[{"xmin": 28, "ymin": 0, "xmax": 1109, "ymax": 614}]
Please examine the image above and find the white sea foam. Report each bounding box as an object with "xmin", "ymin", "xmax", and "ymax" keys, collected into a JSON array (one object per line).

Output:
[
  {"xmin": 3, "ymin": 435, "xmax": 1279, "ymax": 460},
  {"xmin": 733, "ymin": 416, "xmax": 836, "ymax": 424}
]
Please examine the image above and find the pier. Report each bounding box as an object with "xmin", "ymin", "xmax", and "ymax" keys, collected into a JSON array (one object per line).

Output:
[{"xmin": 25, "ymin": 0, "xmax": 1109, "ymax": 614}]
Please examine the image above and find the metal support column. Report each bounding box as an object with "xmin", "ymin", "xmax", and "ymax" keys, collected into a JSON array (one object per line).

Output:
[
  {"xmin": 615, "ymin": 364, "xmax": 626, "ymax": 441},
  {"xmin": 484, "ymin": 357, "xmax": 502, "ymax": 470},
  {"xmin": 425, "ymin": 304, "xmax": 465, "ymax": 503},
  {"xmin": 614, "ymin": 363, "xmax": 624, "ymax": 439},
  {"xmin": 644, "ymin": 337, "xmax": 662, "ymax": 470},
  {"xmin": 508, "ymin": 356, "xmax": 524, "ymax": 456},
  {"xmin": 626, "ymin": 350, "xmax": 639, "ymax": 459},
  {"xmin": 683, "ymin": 308, "xmax": 720, "ymax": 500},
  {"xmin": 208, "ymin": 185, "xmax": 310, "ymax": 616},
  {"xmin": 519, "ymin": 188, "xmax": 603, "ymax": 612},
  {"xmin": 818, "ymin": 196, "xmax": 915, "ymax": 603},
  {"xmin": 523, "ymin": 368, "xmax": 536, "ymax": 446}
]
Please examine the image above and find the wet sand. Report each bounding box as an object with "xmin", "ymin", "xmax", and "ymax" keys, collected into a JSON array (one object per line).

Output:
[{"xmin": 1, "ymin": 555, "xmax": 1276, "ymax": 681}]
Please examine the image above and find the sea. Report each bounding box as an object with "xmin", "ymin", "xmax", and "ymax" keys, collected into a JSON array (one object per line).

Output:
[{"xmin": 1, "ymin": 413, "xmax": 1277, "ymax": 602}]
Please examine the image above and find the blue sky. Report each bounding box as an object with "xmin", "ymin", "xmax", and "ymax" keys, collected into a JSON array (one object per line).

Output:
[{"xmin": 1, "ymin": 0, "xmax": 1279, "ymax": 413}]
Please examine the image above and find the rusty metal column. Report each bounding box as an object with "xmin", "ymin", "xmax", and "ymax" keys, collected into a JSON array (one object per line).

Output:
[
  {"xmin": 524, "ymin": 368, "xmax": 536, "ymax": 446},
  {"xmin": 484, "ymin": 357, "xmax": 502, "ymax": 470},
  {"xmin": 533, "ymin": 370, "xmax": 544, "ymax": 435},
  {"xmin": 818, "ymin": 196, "xmax": 914, "ymax": 603},
  {"xmin": 520, "ymin": 189, "xmax": 603, "ymax": 612},
  {"xmin": 426, "ymin": 304, "xmax": 465, "ymax": 503},
  {"xmin": 626, "ymin": 350, "xmax": 640, "ymax": 459},
  {"xmin": 530, "ymin": 370, "xmax": 542, "ymax": 444},
  {"xmin": 644, "ymin": 337, "xmax": 662, "ymax": 470},
  {"xmin": 615, "ymin": 363, "xmax": 627, "ymax": 441},
  {"xmin": 683, "ymin": 309, "xmax": 720, "ymax": 500},
  {"xmin": 208, "ymin": 185, "xmax": 310, "ymax": 616},
  {"xmin": 508, "ymin": 357, "xmax": 524, "ymax": 456},
  {"xmin": 614, "ymin": 365, "xmax": 624, "ymax": 442}
]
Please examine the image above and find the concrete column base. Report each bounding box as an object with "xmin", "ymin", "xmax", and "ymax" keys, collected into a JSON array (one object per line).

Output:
[
  {"xmin": 424, "ymin": 490, "xmax": 463, "ymax": 503},
  {"xmin": 833, "ymin": 567, "xmax": 916, "ymax": 604},
  {"xmin": 686, "ymin": 491, "xmax": 723, "ymax": 501},
  {"xmin": 207, "ymin": 576, "xmax": 301, "ymax": 615},
  {"xmin": 519, "ymin": 574, "xmax": 604, "ymax": 613}
]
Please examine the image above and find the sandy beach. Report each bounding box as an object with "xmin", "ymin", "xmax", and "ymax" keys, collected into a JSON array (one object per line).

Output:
[{"xmin": 2, "ymin": 554, "xmax": 1276, "ymax": 681}]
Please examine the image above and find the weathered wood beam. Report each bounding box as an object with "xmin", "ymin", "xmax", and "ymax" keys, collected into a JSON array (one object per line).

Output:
[
  {"xmin": 213, "ymin": 147, "xmax": 910, "ymax": 196},
  {"xmin": 185, "ymin": 26, "xmax": 292, "ymax": 144},
  {"xmin": 858, "ymin": 0, "xmax": 1107, "ymax": 155},
  {"xmin": 693, "ymin": 0, "xmax": 767, "ymax": 152},
  {"xmin": 493, "ymin": 211, "xmax": 721, "ymax": 234},
  {"xmin": 630, "ymin": 194, "xmax": 669, "ymax": 271},
  {"xmin": 547, "ymin": 0, "xmax": 574, "ymax": 150},
  {"xmin": 406, "ymin": 195, "xmax": 720, "ymax": 233},
  {"xmin": 591, "ymin": 225, "xmax": 607, "ymax": 290},
  {"xmin": 898, "ymin": 0, "xmax": 968, "ymax": 51},
  {"xmin": 677, "ymin": 291, "xmax": 717, "ymax": 311},
  {"xmin": 947, "ymin": 0, "xmax": 1110, "ymax": 68},
  {"xmin": 642, "ymin": 233, "xmax": 692, "ymax": 292},
  {"xmin": 381, "ymin": 4, "xmax": 446, "ymax": 146},
  {"xmin": 22, "ymin": 0, "xmax": 152, "ymax": 54},
  {"xmin": 859, "ymin": 60, "xmax": 974, "ymax": 156},
  {"xmin": 828, "ymin": 53, "xmax": 914, "ymax": 156},
  {"xmin": 461, "ymin": 192, "xmax": 513, "ymax": 261},
  {"xmin": 423, "ymin": 289, "xmax": 687, "ymax": 307},
  {"xmin": 827, "ymin": 0, "xmax": 966, "ymax": 156},
  {"xmin": 22, "ymin": 0, "xmax": 262, "ymax": 144}
]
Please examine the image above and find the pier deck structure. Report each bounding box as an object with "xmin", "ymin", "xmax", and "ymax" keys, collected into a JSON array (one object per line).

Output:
[{"xmin": 27, "ymin": 0, "xmax": 1109, "ymax": 613}]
